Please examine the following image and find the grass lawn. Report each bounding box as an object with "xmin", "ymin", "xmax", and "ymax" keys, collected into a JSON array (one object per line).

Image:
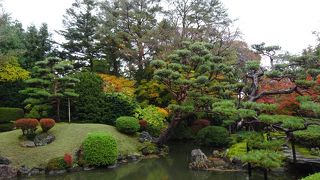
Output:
[{"xmin": 0, "ymin": 123, "xmax": 141, "ymax": 168}]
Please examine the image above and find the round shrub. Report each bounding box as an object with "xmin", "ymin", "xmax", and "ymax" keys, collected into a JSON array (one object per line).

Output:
[
  {"xmin": 196, "ymin": 126, "xmax": 230, "ymax": 147},
  {"xmin": 116, "ymin": 116, "xmax": 140, "ymax": 135},
  {"xmin": 39, "ymin": 118, "xmax": 55, "ymax": 132},
  {"xmin": 0, "ymin": 107, "xmax": 24, "ymax": 123},
  {"xmin": 82, "ymin": 132, "xmax": 118, "ymax": 166},
  {"xmin": 15, "ymin": 118, "xmax": 39, "ymax": 137}
]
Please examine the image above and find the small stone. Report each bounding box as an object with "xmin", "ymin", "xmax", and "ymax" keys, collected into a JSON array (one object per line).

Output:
[
  {"xmin": 28, "ymin": 167, "xmax": 45, "ymax": 176},
  {"xmin": 0, "ymin": 156, "xmax": 11, "ymax": 165},
  {"xmin": 34, "ymin": 133, "xmax": 55, "ymax": 146},
  {"xmin": 212, "ymin": 150, "xmax": 220, "ymax": 157},
  {"xmin": 107, "ymin": 164, "xmax": 118, "ymax": 169},
  {"xmin": 139, "ymin": 131, "xmax": 155, "ymax": 143},
  {"xmin": 18, "ymin": 165, "xmax": 30, "ymax": 176},
  {"xmin": 48, "ymin": 169, "xmax": 67, "ymax": 175},
  {"xmin": 0, "ymin": 165, "xmax": 17, "ymax": 179},
  {"xmin": 83, "ymin": 166, "xmax": 95, "ymax": 171},
  {"xmin": 20, "ymin": 140, "xmax": 36, "ymax": 148},
  {"xmin": 69, "ymin": 167, "xmax": 82, "ymax": 172}
]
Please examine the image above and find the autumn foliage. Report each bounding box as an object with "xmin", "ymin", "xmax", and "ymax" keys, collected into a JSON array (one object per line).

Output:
[
  {"xmin": 63, "ymin": 153, "xmax": 73, "ymax": 167},
  {"xmin": 15, "ymin": 118, "xmax": 39, "ymax": 135},
  {"xmin": 39, "ymin": 118, "xmax": 56, "ymax": 132},
  {"xmin": 98, "ymin": 74, "xmax": 135, "ymax": 97}
]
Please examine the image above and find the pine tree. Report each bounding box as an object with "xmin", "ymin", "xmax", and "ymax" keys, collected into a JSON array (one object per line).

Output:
[
  {"xmin": 151, "ymin": 41, "xmax": 237, "ymax": 145},
  {"xmin": 60, "ymin": 0, "xmax": 99, "ymax": 71},
  {"xmin": 20, "ymin": 57, "xmax": 79, "ymax": 121}
]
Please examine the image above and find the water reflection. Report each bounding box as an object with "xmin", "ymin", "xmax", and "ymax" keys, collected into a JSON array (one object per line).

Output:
[{"xmin": 27, "ymin": 142, "xmax": 302, "ymax": 180}]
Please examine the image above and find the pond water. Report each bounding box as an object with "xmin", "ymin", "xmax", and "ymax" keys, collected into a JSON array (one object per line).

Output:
[{"xmin": 28, "ymin": 142, "xmax": 308, "ymax": 180}]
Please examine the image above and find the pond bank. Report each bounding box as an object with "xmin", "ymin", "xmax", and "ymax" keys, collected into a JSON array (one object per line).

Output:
[{"xmin": 25, "ymin": 142, "xmax": 310, "ymax": 180}]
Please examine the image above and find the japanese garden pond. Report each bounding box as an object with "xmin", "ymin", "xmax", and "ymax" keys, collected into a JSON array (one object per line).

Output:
[{"xmin": 27, "ymin": 142, "xmax": 310, "ymax": 180}]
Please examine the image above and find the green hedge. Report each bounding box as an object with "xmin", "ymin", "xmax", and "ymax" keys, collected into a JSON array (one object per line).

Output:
[
  {"xmin": 116, "ymin": 116, "xmax": 140, "ymax": 135},
  {"xmin": 0, "ymin": 123, "xmax": 14, "ymax": 132},
  {"xmin": 196, "ymin": 126, "xmax": 231, "ymax": 147},
  {"xmin": 83, "ymin": 132, "xmax": 118, "ymax": 166},
  {"xmin": 0, "ymin": 107, "xmax": 24, "ymax": 123}
]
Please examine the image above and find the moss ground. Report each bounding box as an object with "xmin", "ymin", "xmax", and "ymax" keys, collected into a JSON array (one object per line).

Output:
[{"xmin": 0, "ymin": 123, "xmax": 141, "ymax": 168}]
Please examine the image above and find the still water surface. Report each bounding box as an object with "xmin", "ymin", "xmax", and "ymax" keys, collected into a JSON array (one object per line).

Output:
[{"xmin": 28, "ymin": 142, "xmax": 307, "ymax": 180}]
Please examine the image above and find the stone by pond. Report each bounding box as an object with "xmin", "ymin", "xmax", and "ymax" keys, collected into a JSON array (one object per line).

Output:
[{"xmin": 20, "ymin": 133, "xmax": 55, "ymax": 148}]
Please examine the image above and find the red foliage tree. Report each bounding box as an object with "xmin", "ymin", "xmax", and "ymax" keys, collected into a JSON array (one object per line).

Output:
[
  {"xmin": 15, "ymin": 118, "xmax": 39, "ymax": 135},
  {"xmin": 64, "ymin": 153, "xmax": 73, "ymax": 167},
  {"xmin": 39, "ymin": 118, "xmax": 56, "ymax": 132}
]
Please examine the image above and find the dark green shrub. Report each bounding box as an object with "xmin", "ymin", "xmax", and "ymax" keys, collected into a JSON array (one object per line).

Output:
[
  {"xmin": 0, "ymin": 107, "xmax": 24, "ymax": 123},
  {"xmin": 172, "ymin": 121, "xmax": 195, "ymax": 140},
  {"xmin": 82, "ymin": 132, "xmax": 118, "ymax": 166},
  {"xmin": 294, "ymin": 125, "xmax": 320, "ymax": 147},
  {"xmin": 116, "ymin": 116, "xmax": 139, "ymax": 135},
  {"xmin": 72, "ymin": 72, "xmax": 137, "ymax": 124},
  {"xmin": 0, "ymin": 123, "xmax": 14, "ymax": 132},
  {"xmin": 196, "ymin": 126, "xmax": 231, "ymax": 147},
  {"xmin": 46, "ymin": 157, "xmax": 67, "ymax": 170},
  {"xmin": 72, "ymin": 72, "xmax": 104, "ymax": 123},
  {"xmin": 100, "ymin": 93, "xmax": 138, "ymax": 124}
]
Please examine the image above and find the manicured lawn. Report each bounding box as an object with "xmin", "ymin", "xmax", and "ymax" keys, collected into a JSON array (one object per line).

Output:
[{"xmin": 0, "ymin": 123, "xmax": 141, "ymax": 168}]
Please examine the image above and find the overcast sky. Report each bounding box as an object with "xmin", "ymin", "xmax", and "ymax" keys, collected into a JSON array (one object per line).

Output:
[{"xmin": 2, "ymin": 0, "xmax": 320, "ymax": 55}]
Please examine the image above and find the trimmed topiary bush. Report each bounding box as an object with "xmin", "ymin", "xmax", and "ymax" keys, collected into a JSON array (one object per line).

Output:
[
  {"xmin": 82, "ymin": 132, "xmax": 118, "ymax": 166},
  {"xmin": 196, "ymin": 126, "xmax": 231, "ymax": 147},
  {"xmin": 15, "ymin": 118, "xmax": 39, "ymax": 137},
  {"xmin": 0, "ymin": 107, "xmax": 24, "ymax": 123},
  {"xmin": 116, "ymin": 116, "xmax": 140, "ymax": 135},
  {"xmin": 39, "ymin": 118, "xmax": 55, "ymax": 132}
]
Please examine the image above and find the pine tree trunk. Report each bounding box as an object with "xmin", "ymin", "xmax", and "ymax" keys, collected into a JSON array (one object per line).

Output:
[
  {"xmin": 157, "ymin": 114, "xmax": 181, "ymax": 146},
  {"xmin": 56, "ymin": 98, "xmax": 60, "ymax": 121},
  {"xmin": 291, "ymin": 139, "xmax": 296, "ymax": 163},
  {"xmin": 68, "ymin": 97, "xmax": 71, "ymax": 123}
]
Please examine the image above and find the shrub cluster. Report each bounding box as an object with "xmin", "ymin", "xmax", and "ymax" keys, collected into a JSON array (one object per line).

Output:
[
  {"xmin": 196, "ymin": 126, "xmax": 231, "ymax": 147},
  {"xmin": 0, "ymin": 107, "xmax": 24, "ymax": 123},
  {"xmin": 135, "ymin": 106, "xmax": 167, "ymax": 136},
  {"xmin": 39, "ymin": 118, "xmax": 55, "ymax": 132},
  {"xmin": 15, "ymin": 118, "xmax": 39, "ymax": 137},
  {"xmin": 82, "ymin": 132, "xmax": 118, "ymax": 166},
  {"xmin": 72, "ymin": 72, "xmax": 137, "ymax": 124},
  {"xmin": 116, "ymin": 116, "xmax": 140, "ymax": 135}
]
